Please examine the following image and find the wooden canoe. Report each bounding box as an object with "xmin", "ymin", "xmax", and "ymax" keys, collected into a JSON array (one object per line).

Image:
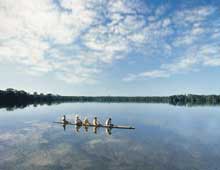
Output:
[{"xmin": 53, "ymin": 121, "xmax": 135, "ymax": 129}]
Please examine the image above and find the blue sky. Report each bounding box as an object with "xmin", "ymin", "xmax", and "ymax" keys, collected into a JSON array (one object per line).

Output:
[{"xmin": 0, "ymin": 0, "xmax": 220, "ymax": 96}]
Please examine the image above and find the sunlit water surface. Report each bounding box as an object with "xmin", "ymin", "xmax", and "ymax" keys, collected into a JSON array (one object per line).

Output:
[{"xmin": 0, "ymin": 103, "xmax": 220, "ymax": 170}]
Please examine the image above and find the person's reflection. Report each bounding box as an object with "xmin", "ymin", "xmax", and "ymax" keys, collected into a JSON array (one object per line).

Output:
[
  {"xmin": 59, "ymin": 124, "xmax": 115, "ymax": 135},
  {"xmin": 75, "ymin": 125, "xmax": 81, "ymax": 133},
  {"xmin": 93, "ymin": 126, "xmax": 98, "ymax": 134},
  {"xmin": 84, "ymin": 126, "xmax": 89, "ymax": 132},
  {"xmin": 105, "ymin": 128, "xmax": 112, "ymax": 135},
  {"xmin": 62, "ymin": 124, "xmax": 66, "ymax": 131}
]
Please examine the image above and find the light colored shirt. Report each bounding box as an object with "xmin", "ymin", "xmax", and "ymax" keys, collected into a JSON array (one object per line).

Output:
[
  {"xmin": 83, "ymin": 118, "xmax": 90, "ymax": 125},
  {"xmin": 93, "ymin": 119, "xmax": 99, "ymax": 126},
  {"xmin": 62, "ymin": 116, "xmax": 65, "ymax": 121},
  {"xmin": 105, "ymin": 119, "xmax": 111, "ymax": 126},
  {"xmin": 62, "ymin": 116, "xmax": 68, "ymax": 123}
]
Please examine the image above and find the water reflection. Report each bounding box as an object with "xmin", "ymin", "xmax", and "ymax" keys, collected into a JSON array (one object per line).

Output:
[
  {"xmin": 58, "ymin": 123, "xmax": 114, "ymax": 135},
  {"xmin": 1, "ymin": 103, "xmax": 220, "ymax": 170},
  {"xmin": 84, "ymin": 126, "xmax": 89, "ymax": 132},
  {"xmin": 0, "ymin": 102, "xmax": 62, "ymax": 111},
  {"xmin": 62, "ymin": 124, "xmax": 66, "ymax": 131},
  {"xmin": 106, "ymin": 127, "xmax": 112, "ymax": 135},
  {"xmin": 75, "ymin": 125, "xmax": 81, "ymax": 133},
  {"xmin": 2, "ymin": 100, "xmax": 220, "ymax": 111}
]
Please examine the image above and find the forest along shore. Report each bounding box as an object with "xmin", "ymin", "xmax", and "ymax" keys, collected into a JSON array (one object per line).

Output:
[{"xmin": 1, "ymin": 88, "xmax": 220, "ymax": 110}]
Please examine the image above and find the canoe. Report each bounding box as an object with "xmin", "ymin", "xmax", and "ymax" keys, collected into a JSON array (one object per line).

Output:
[{"xmin": 53, "ymin": 121, "xmax": 135, "ymax": 129}]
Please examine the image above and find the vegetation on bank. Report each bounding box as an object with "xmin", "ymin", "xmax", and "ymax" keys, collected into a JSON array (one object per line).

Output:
[{"xmin": 1, "ymin": 88, "xmax": 220, "ymax": 110}]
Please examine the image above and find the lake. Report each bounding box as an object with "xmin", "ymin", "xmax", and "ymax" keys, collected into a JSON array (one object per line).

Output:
[{"xmin": 0, "ymin": 103, "xmax": 220, "ymax": 170}]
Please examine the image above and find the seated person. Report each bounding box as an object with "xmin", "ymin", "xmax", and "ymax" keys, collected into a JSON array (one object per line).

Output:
[
  {"xmin": 93, "ymin": 117, "xmax": 101, "ymax": 126},
  {"xmin": 75, "ymin": 115, "xmax": 82, "ymax": 126},
  {"xmin": 83, "ymin": 117, "xmax": 91, "ymax": 126},
  {"xmin": 61, "ymin": 115, "xmax": 68, "ymax": 124},
  {"xmin": 105, "ymin": 118, "xmax": 113, "ymax": 127}
]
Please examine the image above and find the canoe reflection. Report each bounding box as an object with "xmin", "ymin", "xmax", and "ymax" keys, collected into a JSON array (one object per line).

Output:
[
  {"xmin": 60, "ymin": 123, "xmax": 113, "ymax": 135},
  {"xmin": 55, "ymin": 121, "xmax": 134, "ymax": 136},
  {"xmin": 73, "ymin": 125, "xmax": 112, "ymax": 135}
]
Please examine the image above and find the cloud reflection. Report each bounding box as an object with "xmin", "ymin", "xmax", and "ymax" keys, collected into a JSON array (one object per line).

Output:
[{"xmin": 1, "ymin": 116, "xmax": 220, "ymax": 170}]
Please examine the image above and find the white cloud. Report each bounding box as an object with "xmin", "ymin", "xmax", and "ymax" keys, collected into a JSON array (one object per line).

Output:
[
  {"xmin": 124, "ymin": 5, "xmax": 220, "ymax": 81},
  {"xmin": 174, "ymin": 6, "xmax": 215, "ymax": 24},
  {"xmin": 123, "ymin": 70, "xmax": 169, "ymax": 81},
  {"xmin": 140, "ymin": 70, "xmax": 170, "ymax": 78},
  {"xmin": 0, "ymin": 0, "xmax": 151, "ymax": 84},
  {"xmin": 0, "ymin": 0, "xmax": 98, "ymax": 83},
  {"xmin": 124, "ymin": 41, "xmax": 220, "ymax": 81},
  {"xmin": 161, "ymin": 55, "xmax": 199, "ymax": 73},
  {"xmin": 0, "ymin": 0, "xmax": 220, "ymax": 84}
]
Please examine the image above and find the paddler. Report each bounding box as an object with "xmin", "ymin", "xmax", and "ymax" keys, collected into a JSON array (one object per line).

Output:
[
  {"xmin": 105, "ymin": 117, "xmax": 113, "ymax": 127},
  {"xmin": 75, "ymin": 115, "xmax": 82, "ymax": 126},
  {"xmin": 61, "ymin": 115, "xmax": 68, "ymax": 124},
  {"xmin": 83, "ymin": 117, "xmax": 91, "ymax": 126},
  {"xmin": 93, "ymin": 117, "xmax": 101, "ymax": 126}
]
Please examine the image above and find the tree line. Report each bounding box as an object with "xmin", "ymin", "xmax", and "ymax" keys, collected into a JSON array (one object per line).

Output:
[{"xmin": 1, "ymin": 88, "xmax": 220, "ymax": 110}]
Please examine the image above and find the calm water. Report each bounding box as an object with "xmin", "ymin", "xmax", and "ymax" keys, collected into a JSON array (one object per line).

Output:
[{"xmin": 0, "ymin": 103, "xmax": 220, "ymax": 170}]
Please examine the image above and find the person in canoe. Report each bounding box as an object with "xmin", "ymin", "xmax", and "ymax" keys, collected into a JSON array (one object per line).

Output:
[
  {"xmin": 93, "ymin": 117, "xmax": 101, "ymax": 126},
  {"xmin": 83, "ymin": 117, "xmax": 91, "ymax": 126},
  {"xmin": 75, "ymin": 115, "xmax": 82, "ymax": 126},
  {"xmin": 105, "ymin": 118, "xmax": 113, "ymax": 127},
  {"xmin": 61, "ymin": 115, "xmax": 68, "ymax": 124}
]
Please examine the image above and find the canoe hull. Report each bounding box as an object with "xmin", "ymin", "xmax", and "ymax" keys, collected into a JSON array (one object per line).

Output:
[{"xmin": 53, "ymin": 121, "xmax": 135, "ymax": 129}]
